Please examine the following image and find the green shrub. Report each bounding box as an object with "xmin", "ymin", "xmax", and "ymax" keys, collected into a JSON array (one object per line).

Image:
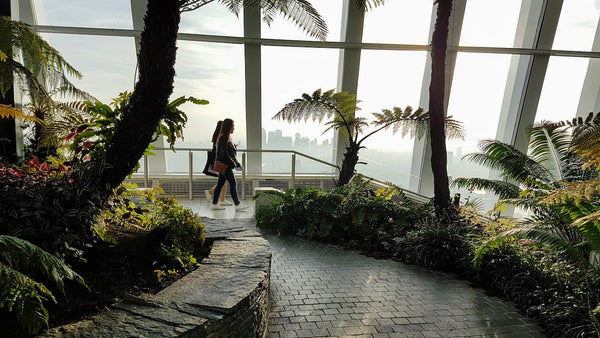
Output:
[
  {"xmin": 256, "ymin": 180, "xmax": 428, "ymax": 252},
  {"xmin": 476, "ymin": 243, "xmax": 600, "ymax": 337},
  {"xmin": 149, "ymin": 202, "xmax": 205, "ymax": 271},
  {"xmin": 395, "ymin": 217, "xmax": 479, "ymax": 272}
]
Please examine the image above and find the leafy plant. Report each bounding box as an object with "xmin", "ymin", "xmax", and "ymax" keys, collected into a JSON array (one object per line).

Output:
[
  {"xmin": 0, "ymin": 235, "xmax": 87, "ymax": 335},
  {"xmin": 67, "ymin": 92, "xmax": 208, "ymax": 167},
  {"xmin": 256, "ymin": 177, "xmax": 428, "ymax": 251},
  {"xmin": 396, "ymin": 217, "xmax": 479, "ymax": 272},
  {"xmin": 274, "ymin": 89, "xmax": 464, "ymax": 186},
  {"xmin": 452, "ymin": 122, "xmax": 599, "ymax": 265}
]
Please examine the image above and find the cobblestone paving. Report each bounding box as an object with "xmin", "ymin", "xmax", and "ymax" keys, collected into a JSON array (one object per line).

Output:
[{"xmin": 262, "ymin": 234, "xmax": 545, "ymax": 338}]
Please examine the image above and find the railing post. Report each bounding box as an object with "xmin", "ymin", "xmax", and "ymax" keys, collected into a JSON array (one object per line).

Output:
[
  {"xmin": 242, "ymin": 152, "xmax": 246, "ymax": 199},
  {"xmin": 291, "ymin": 153, "xmax": 296, "ymax": 189},
  {"xmin": 144, "ymin": 155, "xmax": 149, "ymax": 188},
  {"xmin": 189, "ymin": 151, "xmax": 193, "ymax": 200}
]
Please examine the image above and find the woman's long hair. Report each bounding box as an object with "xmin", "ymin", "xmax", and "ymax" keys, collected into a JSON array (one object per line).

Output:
[
  {"xmin": 211, "ymin": 120, "xmax": 222, "ymax": 144},
  {"xmin": 219, "ymin": 118, "xmax": 234, "ymax": 139}
]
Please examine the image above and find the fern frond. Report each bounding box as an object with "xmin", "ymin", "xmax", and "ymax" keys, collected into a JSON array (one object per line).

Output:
[
  {"xmin": 354, "ymin": 0, "xmax": 386, "ymax": 11},
  {"xmin": 371, "ymin": 107, "xmax": 464, "ymax": 140},
  {"xmin": 542, "ymin": 179, "xmax": 600, "ymax": 206},
  {"xmin": 273, "ymin": 89, "xmax": 357, "ymax": 123},
  {"xmin": 0, "ymin": 17, "xmax": 81, "ymax": 98},
  {"xmin": 463, "ymin": 140, "xmax": 553, "ymax": 183},
  {"xmin": 0, "ymin": 104, "xmax": 38, "ymax": 121},
  {"xmin": 451, "ymin": 177, "xmax": 520, "ymax": 199},
  {"xmin": 181, "ymin": 0, "xmax": 327, "ymax": 40},
  {"xmin": 0, "ymin": 235, "xmax": 87, "ymax": 295},
  {"xmin": 0, "ymin": 263, "xmax": 53, "ymax": 334}
]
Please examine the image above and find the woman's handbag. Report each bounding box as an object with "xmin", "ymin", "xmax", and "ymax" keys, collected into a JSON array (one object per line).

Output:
[
  {"xmin": 213, "ymin": 160, "xmax": 227, "ymax": 174},
  {"xmin": 202, "ymin": 150, "xmax": 218, "ymax": 177}
]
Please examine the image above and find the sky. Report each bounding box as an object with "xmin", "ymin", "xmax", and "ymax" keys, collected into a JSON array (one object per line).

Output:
[{"xmin": 27, "ymin": 0, "xmax": 600, "ymax": 156}]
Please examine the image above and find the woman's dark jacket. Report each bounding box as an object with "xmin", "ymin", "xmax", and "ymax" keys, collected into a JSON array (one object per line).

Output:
[{"xmin": 215, "ymin": 134, "xmax": 240, "ymax": 169}]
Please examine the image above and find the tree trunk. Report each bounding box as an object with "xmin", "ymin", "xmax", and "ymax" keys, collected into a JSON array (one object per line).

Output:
[
  {"xmin": 338, "ymin": 143, "xmax": 360, "ymax": 186},
  {"xmin": 86, "ymin": 0, "xmax": 181, "ymax": 198},
  {"xmin": 429, "ymin": 0, "xmax": 454, "ymax": 220}
]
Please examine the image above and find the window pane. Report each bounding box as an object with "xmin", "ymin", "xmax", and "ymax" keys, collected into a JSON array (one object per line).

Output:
[
  {"xmin": 261, "ymin": 0, "xmax": 342, "ymax": 41},
  {"xmin": 356, "ymin": 50, "xmax": 427, "ymax": 188},
  {"xmin": 35, "ymin": 0, "xmax": 133, "ymax": 29},
  {"xmin": 535, "ymin": 56, "xmax": 588, "ymax": 123},
  {"xmin": 447, "ymin": 53, "xmax": 513, "ymax": 211},
  {"xmin": 171, "ymin": 41, "xmax": 246, "ymax": 156},
  {"xmin": 460, "ymin": 0, "xmax": 521, "ymax": 48},
  {"xmin": 553, "ymin": 0, "xmax": 600, "ymax": 51},
  {"xmin": 42, "ymin": 34, "xmax": 137, "ymax": 103},
  {"xmin": 363, "ymin": 1, "xmax": 432, "ymax": 45},
  {"xmin": 180, "ymin": 2, "xmax": 243, "ymax": 36},
  {"xmin": 262, "ymin": 46, "xmax": 338, "ymax": 174}
]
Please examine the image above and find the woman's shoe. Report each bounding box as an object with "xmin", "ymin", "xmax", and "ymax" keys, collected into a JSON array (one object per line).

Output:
[
  {"xmin": 220, "ymin": 200, "xmax": 233, "ymax": 206},
  {"xmin": 211, "ymin": 203, "xmax": 225, "ymax": 210},
  {"xmin": 235, "ymin": 203, "xmax": 249, "ymax": 211}
]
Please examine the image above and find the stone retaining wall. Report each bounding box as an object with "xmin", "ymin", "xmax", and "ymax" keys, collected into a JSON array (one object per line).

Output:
[{"xmin": 40, "ymin": 218, "xmax": 271, "ymax": 338}]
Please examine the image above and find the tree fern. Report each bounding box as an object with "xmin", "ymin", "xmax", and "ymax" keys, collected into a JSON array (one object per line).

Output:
[
  {"xmin": 0, "ymin": 17, "xmax": 83, "ymax": 99},
  {"xmin": 178, "ymin": 0, "xmax": 328, "ymax": 41},
  {"xmin": 0, "ymin": 235, "xmax": 87, "ymax": 334}
]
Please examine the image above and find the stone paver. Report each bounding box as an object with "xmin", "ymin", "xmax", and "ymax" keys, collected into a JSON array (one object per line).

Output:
[{"xmin": 262, "ymin": 233, "xmax": 546, "ymax": 338}]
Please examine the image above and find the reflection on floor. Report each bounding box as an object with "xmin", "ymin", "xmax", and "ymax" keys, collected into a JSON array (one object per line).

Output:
[{"xmin": 177, "ymin": 196, "xmax": 255, "ymax": 220}]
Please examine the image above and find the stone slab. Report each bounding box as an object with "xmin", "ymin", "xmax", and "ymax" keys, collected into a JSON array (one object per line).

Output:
[{"xmin": 155, "ymin": 265, "xmax": 267, "ymax": 314}]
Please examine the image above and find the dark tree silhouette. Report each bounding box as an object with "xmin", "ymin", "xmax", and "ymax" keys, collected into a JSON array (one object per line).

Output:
[{"xmin": 429, "ymin": 0, "xmax": 455, "ymax": 220}]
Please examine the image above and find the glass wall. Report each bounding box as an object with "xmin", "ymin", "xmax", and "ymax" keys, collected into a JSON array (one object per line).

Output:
[
  {"xmin": 535, "ymin": 56, "xmax": 589, "ymax": 123},
  {"xmin": 41, "ymin": 34, "xmax": 137, "ymax": 103},
  {"xmin": 362, "ymin": 1, "xmax": 432, "ymax": 45},
  {"xmin": 356, "ymin": 50, "xmax": 427, "ymax": 188},
  {"xmin": 552, "ymin": 0, "xmax": 600, "ymax": 51},
  {"xmin": 261, "ymin": 46, "xmax": 338, "ymax": 174},
  {"xmin": 446, "ymin": 53, "xmax": 513, "ymax": 212},
  {"xmin": 459, "ymin": 0, "xmax": 521, "ymax": 48},
  {"xmin": 34, "ymin": 0, "xmax": 133, "ymax": 29}
]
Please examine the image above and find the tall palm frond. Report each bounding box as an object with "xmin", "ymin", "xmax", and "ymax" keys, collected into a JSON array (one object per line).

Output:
[
  {"xmin": 0, "ymin": 235, "xmax": 88, "ymax": 334},
  {"xmin": 0, "ymin": 17, "xmax": 84, "ymax": 100},
  {"xmin": 462, "ymin": 139, "xmax": 554, "ymax": 183},
  {"xmin": 529, "ymin": 121, "xmax": 571, "ymax": 181},
  {"xmin": 178, "ymin": 0, "xmax": 328, "ymax": 41},
  {"xmin": 452, "ymin": 177, "xmax": 520, "ymax": 199}
]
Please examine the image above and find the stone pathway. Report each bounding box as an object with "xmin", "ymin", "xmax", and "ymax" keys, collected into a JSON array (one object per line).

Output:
[{"xmin": 261, "ymin": 234, "xmax": 545, "ymax": 338}]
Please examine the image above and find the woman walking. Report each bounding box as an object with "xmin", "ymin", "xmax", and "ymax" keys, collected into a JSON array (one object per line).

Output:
[
  {"xmin": 205, "ymin": 121, "xmax": 230, "ymax": 205},
  {"xmin": 211, "ymin": 118, "xmax": 248, "ymax": 211}
]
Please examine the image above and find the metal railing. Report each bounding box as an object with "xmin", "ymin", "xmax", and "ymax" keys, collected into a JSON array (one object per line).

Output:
[{"xmin": 139, "ymin": 147, "xmax": 429, "ymax": 203}]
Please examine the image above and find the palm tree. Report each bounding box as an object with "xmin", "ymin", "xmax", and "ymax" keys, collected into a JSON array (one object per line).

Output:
[
  {"xmin": 274, "ymin": 88, "xmax": 464, "ymax": 186},
  {"xmin": 429, "ymin": 0, "xmax": 454, "ymax": 220},
  {"xmin": 452, "ymin": 122, "xmax": 599, "ymax": 266}
]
